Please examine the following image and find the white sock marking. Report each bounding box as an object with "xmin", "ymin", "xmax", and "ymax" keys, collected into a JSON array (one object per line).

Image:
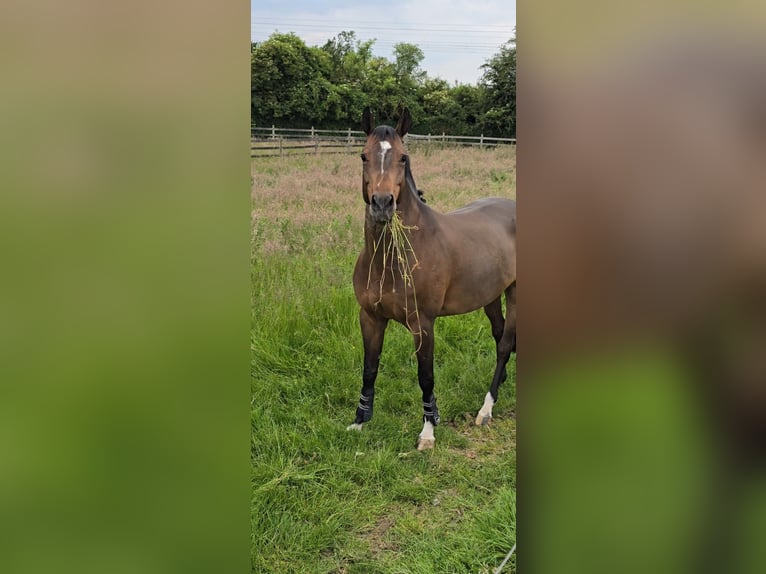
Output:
[
  {"xmin": 347, "ymin": 423, "xmax": 363, "ymax": 431},
  {"xmin": 478, "ymin": 392, "xmax": 495, "ymax": 420},
  {"xmin": 419, "ymin": 420, "xmax": 435, "ymax": 441}
]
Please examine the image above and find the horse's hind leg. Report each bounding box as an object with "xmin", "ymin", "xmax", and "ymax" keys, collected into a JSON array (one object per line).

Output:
[
  {"xmin": 484, "ymin": 295, "xmax": 507, "ymax": 381},
  {"xmin": 476, "ymin": 283, "xmax": 516, "ymax": 426}
]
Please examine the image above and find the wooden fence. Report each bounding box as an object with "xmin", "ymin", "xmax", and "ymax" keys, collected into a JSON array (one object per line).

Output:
[{"xmin": 251, "ymin": 126, "xmax": 515, "ymax": 157}]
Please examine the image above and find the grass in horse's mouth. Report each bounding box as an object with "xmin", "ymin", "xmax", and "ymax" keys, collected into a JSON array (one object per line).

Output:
[{"xmin": 367, "ymin": 212, "xmax": 424, "ymax": 347}]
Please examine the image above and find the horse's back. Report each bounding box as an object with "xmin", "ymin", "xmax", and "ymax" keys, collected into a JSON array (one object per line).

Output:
[
  {"xmin": 449, "ymin": 196, "xmax": 515, "ymax": 215},
  {"xmin": 448, "ymin": 197, "xmax": 515, "ymax": 229},
  {"xmin": 447, "ymin": 197, "xmax": 516, "ymax": 238}
]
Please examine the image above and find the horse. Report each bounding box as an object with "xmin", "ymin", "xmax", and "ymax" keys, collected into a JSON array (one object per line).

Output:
[{"xmin": 347, "ymin": 107, "xmax": 516, "ymax": 450}]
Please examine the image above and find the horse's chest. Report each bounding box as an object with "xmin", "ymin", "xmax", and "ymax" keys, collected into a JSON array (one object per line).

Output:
[{"xmin": 361, "ymin": 272, "xmax": 419, "ymax": 323}]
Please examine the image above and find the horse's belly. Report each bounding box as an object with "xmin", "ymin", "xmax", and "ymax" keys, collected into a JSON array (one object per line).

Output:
[
  {"xmin": 441, "ymin": 283, "xmax": 506, "ymax": 315},
  {"xmin": 440, "ymin": 263, "xmax": 514, "ymax": 316}
]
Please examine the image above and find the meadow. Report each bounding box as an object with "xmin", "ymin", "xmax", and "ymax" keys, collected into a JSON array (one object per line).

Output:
[{"xmin": 252, "ymin": 146, "xmax": 517, "ymax": 573}]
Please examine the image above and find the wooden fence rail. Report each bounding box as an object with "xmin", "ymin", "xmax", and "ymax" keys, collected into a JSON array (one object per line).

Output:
[{"xmin": 251, "ymin": 126, "xmax": 515, "ymax": 157}]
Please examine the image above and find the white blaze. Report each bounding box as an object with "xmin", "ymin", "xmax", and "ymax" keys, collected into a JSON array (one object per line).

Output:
[{"xmin": 379, "ymin": 140, "xmax": 391, "ymax": 175}]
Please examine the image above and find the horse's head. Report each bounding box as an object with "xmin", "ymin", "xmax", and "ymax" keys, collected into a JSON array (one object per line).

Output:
[{"xmin": 360, "ymin": 107, "xmax": 412, "ymax": 223}]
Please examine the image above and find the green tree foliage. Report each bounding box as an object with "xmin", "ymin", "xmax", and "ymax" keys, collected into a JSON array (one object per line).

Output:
[
  {"xmin": 320, "ymin": 31, "xmax": 374, "ymax": 124},
  {"xmin": 452, "ymin": 84, "xmax": 485, "ymax": 134},
  {"xmin": 251, "ymin": 32, "xmax": 516, "ymax": 136},
  {"xmin": 251, "ymin": 33, "xmax": 337, "ymax": 127},
  {"xmin": 418, "ymin": 79, "xmax": 485, "ymax": 136},
  {"xmin": 479, "ymin": 36, "xmax": 516, "ymax": 137}
]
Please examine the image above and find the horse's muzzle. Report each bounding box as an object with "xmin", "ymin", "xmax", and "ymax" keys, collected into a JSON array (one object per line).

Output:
[{"xmin": 370, "ymin": 192, "xmax": 395, "ymax": 222}]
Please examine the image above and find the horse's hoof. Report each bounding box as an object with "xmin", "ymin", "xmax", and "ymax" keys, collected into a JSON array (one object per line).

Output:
[
  {"xmin": 346, "ymin": 423, "xmax": 363, "ymax": 431},
  {"xmin": 417, "ymin": 437, "xmax": 435, "ymax": 451},
  {"xmin": 475, "ymin": 414, "xmax": 492, "ymax": 426}
]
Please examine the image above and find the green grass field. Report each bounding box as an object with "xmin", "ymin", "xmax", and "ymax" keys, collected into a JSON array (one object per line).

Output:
[{"xmin": 252, "ymin": 147, "xmax": 516, "ymax": 573}]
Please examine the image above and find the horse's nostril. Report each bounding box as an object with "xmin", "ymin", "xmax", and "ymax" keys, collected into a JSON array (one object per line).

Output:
[{"xmin": 372, "ymin": 194, "xmax": 394, "ymax": 209}]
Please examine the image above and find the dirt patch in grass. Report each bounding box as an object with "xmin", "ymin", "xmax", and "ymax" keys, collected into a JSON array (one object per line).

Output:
[{"xmin": 362, "ymin": 515, "xmax": 400, "ymax": 556}]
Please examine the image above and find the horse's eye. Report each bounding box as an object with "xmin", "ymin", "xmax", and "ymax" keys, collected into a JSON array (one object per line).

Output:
[
  {"xmin": 360, "ymin": 153, "xmax": 368, "ymax": 162},
  {"xmin": 400, "ymin": 154, "xmax": 408, "ymax": 163}
]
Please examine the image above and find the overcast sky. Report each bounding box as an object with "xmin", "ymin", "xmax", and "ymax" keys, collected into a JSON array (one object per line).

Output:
[{"xmin": 251, "ymin": 0, "xmax": 516, "ymax": 86}]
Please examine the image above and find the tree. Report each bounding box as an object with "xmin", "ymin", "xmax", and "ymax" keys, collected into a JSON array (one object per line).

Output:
[
  {"xmin": 251, "ymin": 33, "xmax": 337, "ymax": 127},
  {"xmin": 359, "ymin": 56, "xmax": 400, "ymax": 123},
  {"xmin": 320, "ymin": 31, "xmax": 376, "ymax": 126},
  {"xmin": 479, "ymin": 36, "xmax": 516, "ymax": 137},
  {"xmin": 393, "ymin": 43, "xmax": 426, "ymax": 86},
  {"xmin": 251, "ymin": 30, "xmax": 516, "ymax": 136},
  {"xmin": 391, "ymin": 43, "xmax": 426, "ymax": 121},
  {"xmin": 418, "ymin": 78, "xmax": 459, "ymax": 134},
  {"xmin": 451, "ymin": 84, "xmax": 484, "ymax": 135}
]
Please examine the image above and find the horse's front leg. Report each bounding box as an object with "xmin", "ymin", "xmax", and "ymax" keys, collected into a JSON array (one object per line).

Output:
[
  {"xmin": 347, "ymin": 308, "xmax": 388, "ymax": 431},
  {"xmin": 413, "ymin": 318, "xmax": 439, "ymax": 450}
]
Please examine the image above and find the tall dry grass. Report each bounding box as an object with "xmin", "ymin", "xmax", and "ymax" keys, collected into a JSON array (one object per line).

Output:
[{"xmin": 251, "ymin": 146, "xmax": 516, "ymax": 254}]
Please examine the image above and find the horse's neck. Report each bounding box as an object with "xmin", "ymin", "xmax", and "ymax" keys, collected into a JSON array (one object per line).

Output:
[{"xmin": 398, "ymin": 176, "xmax": 424, "ymax": 226}]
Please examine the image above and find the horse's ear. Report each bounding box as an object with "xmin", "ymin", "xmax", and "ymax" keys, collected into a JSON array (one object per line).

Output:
[
  {"xmin": 395, "ymin": 107, "xmax": 412, "ymax": 137},
  {"xmin": 362, "ymin": 107, "xmax": 373, "ymax": 135}
]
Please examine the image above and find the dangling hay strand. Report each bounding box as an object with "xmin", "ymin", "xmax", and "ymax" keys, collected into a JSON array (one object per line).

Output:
[{"xmin": 367, "ymin": 212, "xmax": 423, "ymax": 343}]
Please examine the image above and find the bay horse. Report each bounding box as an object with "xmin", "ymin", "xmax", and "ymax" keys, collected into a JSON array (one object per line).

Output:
[{"xmin": 347, "ymin": 107, "xmax": 516, "ymax": 450}]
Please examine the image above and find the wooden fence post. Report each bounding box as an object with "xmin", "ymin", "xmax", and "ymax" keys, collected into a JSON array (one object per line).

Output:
[
  {"xmin": 279, "ymin": 137, "xmax": 283, "ymax": 157},
  {"xmin": 310, "ymin": 126, "xmax": 315, "ymax": 139},
  {"xmin": 347, "ymin": 127, "xmax": 352, "ymax": 151},
  {"xmin": 271, "ymin": 125, "xmax": 276, "ymax": 139},
  {"xmin": 480, "ymin": 134, "xmax": 484, "ymax": 149}
]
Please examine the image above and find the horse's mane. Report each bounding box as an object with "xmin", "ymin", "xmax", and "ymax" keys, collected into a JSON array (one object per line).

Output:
[{"xmin": 403, "ymin": 154, "xmax": 426, "ymax": 203}]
